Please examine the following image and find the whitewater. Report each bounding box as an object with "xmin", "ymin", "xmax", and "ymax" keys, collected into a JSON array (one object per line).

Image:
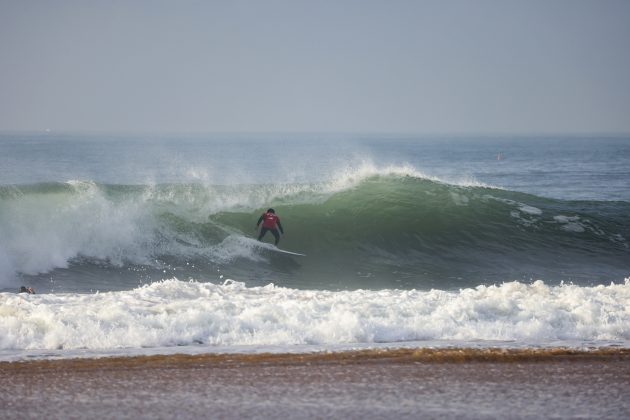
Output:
[
  {"xmin": 2, "ymin": 279, "xmax": 630, "ymax": 356},
  {"xmin": 1, "ymin": 133, "xmax": 629, "ymax": 360}
]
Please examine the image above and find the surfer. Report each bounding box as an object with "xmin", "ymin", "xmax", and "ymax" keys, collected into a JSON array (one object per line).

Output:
[{"xmin": 256, "ymin": 208, "xmax": 284, "ymax": 246}]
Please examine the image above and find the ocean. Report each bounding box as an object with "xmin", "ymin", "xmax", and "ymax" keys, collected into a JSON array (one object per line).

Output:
[{"xmin": 1, "ymin": 133, "xmax": 629, "ymax": 360}]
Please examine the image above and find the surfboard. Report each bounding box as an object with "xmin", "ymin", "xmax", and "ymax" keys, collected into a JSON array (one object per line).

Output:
[
  {"xmin": 254, "ymin": 240, "xmax": 306, "ymax": 256},
  {"xmin": 270, "ymin": 247, "xmax": 306, "ymax": 257},
  {"xmin": 245, "ymin": 235, "xmax": 306, "ymax": 256}
]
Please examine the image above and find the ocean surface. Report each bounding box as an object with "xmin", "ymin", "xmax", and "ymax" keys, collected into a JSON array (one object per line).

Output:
[{"xmin": 1, "ymin": 133, "xmax": 629, "ymax": 359}]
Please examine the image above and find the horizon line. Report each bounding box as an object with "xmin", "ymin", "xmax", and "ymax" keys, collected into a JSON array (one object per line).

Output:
[{"xmin": 1, "ymin": 129, "xmax": 630, "ymax": 138}]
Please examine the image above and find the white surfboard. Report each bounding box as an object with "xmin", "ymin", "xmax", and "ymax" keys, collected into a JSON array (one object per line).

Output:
[
  {"xmin": 240, "ymin": 235, "xmax": 306, "ymax": 256},
  {"xmin": 251, "ymin": 238, "xmax": 306, "ymax": 256},
  {"xmin": 270, "ymin": 247, "xmax": 306, "ymax": 257}
]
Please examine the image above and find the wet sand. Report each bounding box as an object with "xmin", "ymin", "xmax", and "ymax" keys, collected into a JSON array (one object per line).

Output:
[{"xmin": 2, "ymin": 348, "xmax": 629, "ymax": 419}]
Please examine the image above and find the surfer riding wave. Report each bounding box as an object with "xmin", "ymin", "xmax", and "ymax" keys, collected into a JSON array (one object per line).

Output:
[{"xmin": 256, "ymin": 208, "xmax": 284, "ymax": 246}]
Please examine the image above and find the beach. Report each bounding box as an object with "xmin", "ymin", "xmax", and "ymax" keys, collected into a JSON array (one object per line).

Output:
[{"xmin": 2, "ymin": 348, "xmax": 630, "ymax": 419}]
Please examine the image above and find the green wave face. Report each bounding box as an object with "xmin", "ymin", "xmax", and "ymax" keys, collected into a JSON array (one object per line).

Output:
[{"xmin": 209, "ymin": 176, "xmax": 630, "ymax": 289}]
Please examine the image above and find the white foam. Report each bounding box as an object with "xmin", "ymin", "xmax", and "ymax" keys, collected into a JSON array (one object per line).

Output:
[
  {"xmin": 208, "ymin": 235, "xmax": 267, "ymax": 263},
  {"xmin": 518, "ymin": 204, "xmax": 542, "ymax": 215},
  {"xmin": 489, "ymin": 196, "xmax": 542, "ymax": 216},
  {"xmin": 554, "ymin": 215, "xmax": 586, "ymax": 233},
  {"xmin": 450, "ymin": 191, "xmax": 470, "ymax": 206},
  {"xmin": 1, "ymin": 278, "xmax": 629, "ymax": 354},
  {"xmin": 0, "ymin": 182, "xmax": 157, "ymax": 285},
  {"xmin": 324, "ymin": 161, "xmax": 492, "ymax": 191}
]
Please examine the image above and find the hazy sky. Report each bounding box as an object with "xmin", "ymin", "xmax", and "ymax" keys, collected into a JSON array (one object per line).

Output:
[{"xmin": 1, "ymin": 0, "xmax": 629, "ymax": 134}]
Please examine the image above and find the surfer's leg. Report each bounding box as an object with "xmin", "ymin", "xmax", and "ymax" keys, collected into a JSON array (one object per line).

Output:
[
  {"xmin": 271, "ymin": 229, "xmax": 280, "ymax": 245},
  {"xmin": 258, "ymin": 228, "xmax": 268, "ymax": 241}
]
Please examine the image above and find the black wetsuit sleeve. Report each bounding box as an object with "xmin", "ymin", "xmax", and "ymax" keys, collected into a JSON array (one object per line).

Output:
[
  {"xmin": 277, "ymin": 219, "xmax": 284, "ymax": 234},
  {"xmin": 256, "ymin": 214, "xmax": 264, "ymax": 226}
]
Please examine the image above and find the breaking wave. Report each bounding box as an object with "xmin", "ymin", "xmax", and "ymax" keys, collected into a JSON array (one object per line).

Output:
[{"xmin": 1, "ymin": 164, "xmax": 628, "ymax": 290}]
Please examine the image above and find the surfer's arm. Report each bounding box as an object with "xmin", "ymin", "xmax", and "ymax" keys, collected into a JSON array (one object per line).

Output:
[
  {"xmin": 256, "ymin": 214, "xmax": 264, "ymax": 227},
  {"xmin": 277, "ymin": 219, "xmax": 284, "ymax": 234}
]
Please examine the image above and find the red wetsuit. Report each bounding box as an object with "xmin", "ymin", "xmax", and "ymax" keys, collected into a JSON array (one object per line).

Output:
[
  {"xmin": 261, "ymin": 212, "xmax": 280, "ymax": 229},
  {"xmin": 257, "ymin": 211, "xmax": 284, "ymax": 245}
]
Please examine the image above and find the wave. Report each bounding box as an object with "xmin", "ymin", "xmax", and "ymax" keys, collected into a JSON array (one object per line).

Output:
[
  {"xmin": 1, "ymin": 278, "xmax": 629, "ymax": 352},
  {"xmin": 1, "ymin": 165, "xmax": 629, "ymax": 290}
]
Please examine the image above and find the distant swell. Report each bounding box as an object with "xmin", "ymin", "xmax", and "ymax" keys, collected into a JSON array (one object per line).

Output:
[{"xmin": 1, "ymin": 166, "xmax": 629, "ymax": 289}]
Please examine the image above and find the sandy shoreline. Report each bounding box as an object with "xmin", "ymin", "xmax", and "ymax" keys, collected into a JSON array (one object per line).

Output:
[
  {"xmin": 2, "ymin": 348, "xmax": 630, "ymax": 419},
  {"xmin": 2, "ymin": 347, "xmax": 630, "ymax": 369}
]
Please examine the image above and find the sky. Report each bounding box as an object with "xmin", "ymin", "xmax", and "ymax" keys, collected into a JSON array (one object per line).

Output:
[{"xmin": 1, "ymin": 0, "xmax": 629, "ymax": 134}]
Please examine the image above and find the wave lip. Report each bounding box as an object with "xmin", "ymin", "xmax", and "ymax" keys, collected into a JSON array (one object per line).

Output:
[{"xmin": 1, "ymin": 278, "xmax": 629, "ymax": 352}]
